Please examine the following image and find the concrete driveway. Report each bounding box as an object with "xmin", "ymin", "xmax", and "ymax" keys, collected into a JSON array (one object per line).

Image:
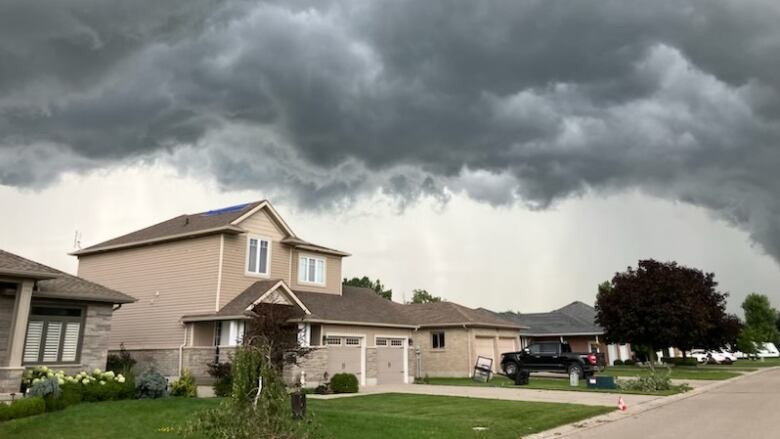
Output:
[
  {"xmin": 320, "ymin": 382, "xmax": 660, "ymax": 407},
  {"xmin": 531, "ymin": 367, "xmax": 780, "ymax": 438}
]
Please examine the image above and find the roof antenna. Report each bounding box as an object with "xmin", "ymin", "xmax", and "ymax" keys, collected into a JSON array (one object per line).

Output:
[{"xmin": 73, "ymin": 230, "xmax": 82, "ymax": 250}]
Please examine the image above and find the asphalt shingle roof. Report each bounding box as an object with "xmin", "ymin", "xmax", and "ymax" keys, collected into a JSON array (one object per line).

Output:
[
  {"xmin": 402, "ymin": 302, "xmax": 524, "ymax": 329},
  {"xmin": 74, "ymin": 201, "xmax": 265, "ymax": 255},
  {"xmin": 495, "ymin": 301, "xmax": 603, "ymax": 335},
  {"xmin": 0, "ymin": 249, "xmax": 136, "ymax": 304}
]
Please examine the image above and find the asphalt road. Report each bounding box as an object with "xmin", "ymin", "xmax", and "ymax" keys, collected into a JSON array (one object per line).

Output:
[{"xmin": 568, "ymin": 367, "xmax": 780, "ymax": 438}]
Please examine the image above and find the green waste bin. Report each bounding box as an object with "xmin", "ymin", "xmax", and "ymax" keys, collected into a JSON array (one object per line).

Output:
[{"xmin": 586, "ymin": 376, "xmax": 616, "ymax": 389}]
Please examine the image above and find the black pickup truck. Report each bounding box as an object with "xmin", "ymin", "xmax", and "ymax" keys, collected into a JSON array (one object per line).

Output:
[{"xmin": 500, "ymin": 342, "xmax": 606, "ymax": 380}]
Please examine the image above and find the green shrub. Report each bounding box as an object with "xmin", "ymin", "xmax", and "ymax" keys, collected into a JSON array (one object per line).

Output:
[
  {"xmin": 0, "ymin": 397, "xmax": 46, "ymax": 422},
  {"xmin": 612, "ymin": 360, "xmax": 624, "ymax": 366},
  {"xmin": 27, "ymin": 377, "xmax": 61, "ymax": 399},
  {"xmin": 616, "ymin": 367, "xmax": 690, "ymax": 393},
  {"xmin": 82, "ymin": 376, "xmax": 135, "ymax": 402},
  {"xmin": 208, "ymin": 362, "xmax": 233, "ymax": 398},
  {"xmin": 623, "ymin": 359, "xmax": 636, "ymax": 366},
  {"xmin": 49, "ymin": 383, "xmax": 83, "ymax": 411},
  {"xmin": 171, "ymin": 369, "xmax": 197, "ymax": 397},
  {"xmin": 330, "ymin": 373, "xmax": 359, "ymax": 393},
  {"xmin": 107, "ymin": 343, "xmax": 137, "ymax": 374},
  {"xmin": 136, "ymin": 370, "xmax": 168, "ymax": 399}
]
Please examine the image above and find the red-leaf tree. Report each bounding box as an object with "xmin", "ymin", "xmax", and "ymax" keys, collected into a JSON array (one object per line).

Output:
[{"xmin": 596, "ymin": 259, "xmax": 737, "ymax": 360}]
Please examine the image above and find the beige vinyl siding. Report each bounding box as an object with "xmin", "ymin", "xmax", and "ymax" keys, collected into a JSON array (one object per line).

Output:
[
  {"xmin": 290, "ymin": 250, "xmax": 342, "ymax": 295},
  {"xmin": 77, "ymin": 235, "xmax": 221, "ymax": 349},
  {"xmin": 219, "ymin": 208, "xmax": 292, "ymax": 308}
]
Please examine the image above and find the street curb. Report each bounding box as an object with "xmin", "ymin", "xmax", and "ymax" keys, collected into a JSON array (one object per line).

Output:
[{"xmin": 523, "ymin": 366, "xmax": 779, "ymax": 439}]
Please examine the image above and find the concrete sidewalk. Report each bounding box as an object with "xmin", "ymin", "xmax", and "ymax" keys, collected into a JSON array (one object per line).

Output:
[{"xmin": 309, "ymin": 382, "xmax": 659, "ymax": 407}]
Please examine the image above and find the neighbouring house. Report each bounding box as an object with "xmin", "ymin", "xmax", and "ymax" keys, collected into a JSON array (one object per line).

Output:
[
  {"xmin": 402, "ymin": 302, "xmax": 525, "ymax": 377},
  {"xmin": 490, "ymin": 301, "xmax": 632, "ymax": 365},
  {"xmin": 72, "ymin": 201, "xmax": 418, "ymax": 386},
  {"xmin": 0, "ymin": 249, "xmax": 136, "ymax": 394}
]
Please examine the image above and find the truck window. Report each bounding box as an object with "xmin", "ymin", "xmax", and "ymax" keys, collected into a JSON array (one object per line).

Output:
[
  {"xmin": 540, "ymin": 343, "xmax": 559, "ymax": 354},
  {"xmin": 528, "ymin": 344, "xmax": 542, "ymax": 354}
]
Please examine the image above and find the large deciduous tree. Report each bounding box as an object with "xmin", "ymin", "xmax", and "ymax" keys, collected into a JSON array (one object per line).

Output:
[
  {"xmin": 408, "ymin": 289, "xmax": 442, "ymax": 304},
  {"xmin": 741, "ymin": 293, "xmax": 779, "ymax": 344},
  {"xmin": 342, "ymin": 276, "xmax": 392, "ymax": 300},
  {"xmin": 596, "ymin": 259, "xmax": 735, "ymax": 361}
]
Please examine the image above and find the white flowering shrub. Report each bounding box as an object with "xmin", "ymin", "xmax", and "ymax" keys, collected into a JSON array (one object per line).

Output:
[{"xmin": 22, "ymin": 366, "xmax": 134, "ymax": 403}]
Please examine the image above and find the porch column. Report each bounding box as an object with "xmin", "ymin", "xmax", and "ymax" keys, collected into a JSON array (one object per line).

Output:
[{"xmin": 7, "ymin": 280, "xmax": 34, "ymax": 367}]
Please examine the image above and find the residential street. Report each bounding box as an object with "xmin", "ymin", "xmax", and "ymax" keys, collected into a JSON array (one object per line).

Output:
[{"xmin": 567, "ymin": 368, "xmax": 780, "ymax": 438}]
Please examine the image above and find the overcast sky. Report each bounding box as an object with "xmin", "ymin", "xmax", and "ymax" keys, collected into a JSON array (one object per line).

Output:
[{"xmin": 2, "ymin": 0, "xmax": 780, "ymax": 314}]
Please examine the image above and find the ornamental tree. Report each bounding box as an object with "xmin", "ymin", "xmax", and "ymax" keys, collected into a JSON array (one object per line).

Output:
[
  {"xmin": 741, "ymin": 293, "xmax": 779, "ymax": 344},
  {"xmin": 595, "ymin": 259, "xmax": 732, "ymax": 360}
]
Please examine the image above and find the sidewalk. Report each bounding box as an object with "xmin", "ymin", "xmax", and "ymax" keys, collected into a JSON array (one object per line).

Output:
[{"xmin": 309, "ymin": 382, "xmax": 660, "ymax": 407}]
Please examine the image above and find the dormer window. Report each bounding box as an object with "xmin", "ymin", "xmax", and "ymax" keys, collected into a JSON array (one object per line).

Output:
[
  {"xmin": 246, "ymin": 235, "xmax": 271, "ymax": 276},
  {"xmin": 298, "ymin": 255, "xmax": 325, "ymax": 285}
]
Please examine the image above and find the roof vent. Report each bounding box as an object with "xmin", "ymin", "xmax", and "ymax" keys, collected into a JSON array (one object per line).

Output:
[{"xmin": 184, "ymin": 217, "xmax": 190, "ymax": 225}]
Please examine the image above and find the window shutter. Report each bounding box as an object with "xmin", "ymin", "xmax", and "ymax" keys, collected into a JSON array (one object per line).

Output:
[
  {"xmin": 23, "ymin": 321, "xmax": 44, "ymax": 363},
  {"xmin": 61, "ymin": 322, "xmax": 81, "ymax": 362},
  {"xmin": 43, "ymin": 322, "xmax": 63, "ymax": 362}
]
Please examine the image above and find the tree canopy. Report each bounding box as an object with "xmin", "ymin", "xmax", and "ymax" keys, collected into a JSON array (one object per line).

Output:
[
  {"xmin": 342, "ymin": 276, "xmax": 392, "ymax": 300},
  {"xmin": 741, "ymin": 293, "xmax": 779, "ymax": 344},
  {"xmin": 408, "ymin": 289, "xmax": 442, "ymax": 304},
  {"xmin": 595, "ymin": 259, "xmax": 737, "ymax": 358}
]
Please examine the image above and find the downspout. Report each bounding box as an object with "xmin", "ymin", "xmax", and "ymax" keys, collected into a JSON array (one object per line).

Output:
[
  {"xmin": 465, "ymin": 324, "xmax": 472, "ymax": 377},
  {"xmin": 178, "ymin": 321, "xmax": 189, "ymax": 377}
]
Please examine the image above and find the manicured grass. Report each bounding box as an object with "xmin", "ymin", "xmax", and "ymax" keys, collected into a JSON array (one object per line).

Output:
[
  {"xmin": 0, "ymin": 394, "xmax": 613, "ymax": 439},
  {"xmin": 424, "ymin": 375, "xmax": 680, "ymax": 395},
  {"xmin": 311, "ymin": 393, "xmax": 613, "ymax": 439},
  {"xmin": 0, "ymin": 397, "xmax": 218, "ymax": 439},
  {"xmin": 600, "ymin": 366, "xmax": 740, "ymax": 380}
]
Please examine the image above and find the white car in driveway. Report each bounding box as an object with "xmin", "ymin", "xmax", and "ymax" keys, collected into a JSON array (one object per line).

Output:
[{"xmin": 690, "ymin": 349, "xmax": 731, "ymax": 364}]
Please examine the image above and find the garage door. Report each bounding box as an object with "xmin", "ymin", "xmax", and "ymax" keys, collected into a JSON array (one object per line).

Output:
[
  {"xmin": 325, "ymin": 336, "xmax": 362, "ymax": 379},
  {"xmin": 474, "ymin": 337, "xmax": 496, "ymax": 371},
  {"xmin": 497, "ymin": 337, "xmax": 516, "ymax": 358},
  {"xmin": 376, "ymin": 337, "xmax": 405, "ymax": 384}
]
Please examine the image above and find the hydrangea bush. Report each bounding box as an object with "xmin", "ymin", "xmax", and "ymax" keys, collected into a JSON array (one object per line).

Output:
[{"xmin": 23, "ymin": 366, "xmax": 127, "ymax": 388}]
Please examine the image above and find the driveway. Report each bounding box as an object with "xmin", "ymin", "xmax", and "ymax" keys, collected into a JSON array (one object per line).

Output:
[
  {"xmin": 320, "ymin": 383, "xmax": 660, "ymax": 407},
  {"xmin": 539, "ymin": 367, "xmax": 780, "ymax": 438}
]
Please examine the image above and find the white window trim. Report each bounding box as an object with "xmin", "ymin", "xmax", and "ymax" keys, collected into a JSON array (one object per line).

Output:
[
  {"xmin": 297, "ymin": 253, "xmax": 327, "ymax": 286},
  {"xmin": 245, "ymin": 234, "xmax": 272, "ymax": 278}
]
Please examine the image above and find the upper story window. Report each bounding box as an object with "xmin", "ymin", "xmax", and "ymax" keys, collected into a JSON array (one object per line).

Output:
[
  {"xmin": 246, "ymin": 236, "xmax": 271, "ymax": 276},
  {"xmin": 298, "ymin": 255, "xmax": 325, "ymax": 285}
]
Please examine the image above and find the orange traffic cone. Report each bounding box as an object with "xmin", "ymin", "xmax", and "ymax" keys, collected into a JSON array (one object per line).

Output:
[{"xmin": 618, "ymin": 397, "xmax": 627, "ymax": 411}]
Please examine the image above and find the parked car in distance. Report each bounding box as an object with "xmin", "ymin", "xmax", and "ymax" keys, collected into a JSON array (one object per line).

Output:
[
  {"xmin": 717, "ymin": 349, "xmax": 738, "ymax": 363},
  {"xmin": 500, "ymin": 342, "xmax": 606, "ymax": 381},
  {"xmin": 689, "ymin": 349, "xmax": 732, "ymax": 364},
  {"xmin": 756, "ymin": 342, "xmax": 780, "ymax": 358}
]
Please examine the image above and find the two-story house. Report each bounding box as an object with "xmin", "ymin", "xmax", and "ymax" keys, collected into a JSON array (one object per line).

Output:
[{"xmin": 73, "ymin": 201, "xmax": 416, "ymax": 386}]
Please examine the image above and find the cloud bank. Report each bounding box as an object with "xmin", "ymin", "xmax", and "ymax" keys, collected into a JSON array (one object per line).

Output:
[{"xmin": 1, "ymin": 0, "xmax": 780, "ymax": 261}]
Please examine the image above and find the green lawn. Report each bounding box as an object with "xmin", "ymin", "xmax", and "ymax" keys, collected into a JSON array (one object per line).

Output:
[
  {"xmin": 312, "ymin": 394, "xmax": 613, "ymax": 439},
  {"xmin": 600, "ymin": 366, "xmax": 740, "ymax": 380},
  {"xmin": 0, "ymin": 394, "xmax": 613, "ymax": 439},
  {"xmin": 424, "ymin": 375, "xmax": 680, "ymax": 395}
]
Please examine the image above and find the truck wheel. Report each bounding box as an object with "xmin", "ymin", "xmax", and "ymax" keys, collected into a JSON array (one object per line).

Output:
[
  {"xmin": 504, "ymin": 362, "xmax": 519, "ymax": 378},
  {"xmin": 568, "ymin": 364, "xmax": 584, "ymax": 378}
]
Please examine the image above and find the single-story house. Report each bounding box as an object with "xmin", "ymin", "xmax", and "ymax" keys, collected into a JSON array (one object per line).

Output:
[
  {"xmin": 403, "ymin": 302, "xmax": 525, "ymax": 377},
  {"xmin": 0, "ymin": 249, "xmax": 136, "ymax": 394},
  {"xmin": 489, "ymin": 301, "xmax": 632, "ymax": 365}
]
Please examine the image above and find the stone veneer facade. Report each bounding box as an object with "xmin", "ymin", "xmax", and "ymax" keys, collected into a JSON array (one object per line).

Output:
[{"xmin": 0, "ymin": 302, "xmax": 114, "ymax": 393}]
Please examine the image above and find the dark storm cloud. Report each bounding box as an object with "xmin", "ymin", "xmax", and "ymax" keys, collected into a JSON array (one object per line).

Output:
[{"xmin": 2, "ymin": 0, "xmax": 780, "ymax": 260}]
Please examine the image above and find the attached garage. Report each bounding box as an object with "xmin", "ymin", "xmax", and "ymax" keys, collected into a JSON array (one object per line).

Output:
[
  {"xmin": 474, "ymin": 337, "xmax": 496, "ymax": 371},
  {"xmin": 376, "ymin": 337, "xmax": 406, "ymax": 384},
  {"xmin": 325, "ymin": 336, "xmax": 363, "ymax": 383},
  {"xmin": 497, "ymin": 337, "xmax": 517, "ymax": 357}
]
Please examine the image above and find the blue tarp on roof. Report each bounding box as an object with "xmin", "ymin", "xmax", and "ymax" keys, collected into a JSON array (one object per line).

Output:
[{"xmin": 202, "ymin": 203, "xmax": 250, "ymax": 216}]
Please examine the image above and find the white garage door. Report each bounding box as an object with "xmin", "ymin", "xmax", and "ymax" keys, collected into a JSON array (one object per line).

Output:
[
  {"xmin": 497, "ymin": 337, "xmax": 516, "ymax": 358},
  {"xmin": 474, "ymin": 337, "xmax": 496, "ymax": 371},
  {"xmin": 326, "ymin": 336, "xmax": 362, "ymax": 379},
  {"xmin": 376, "ymin": 337, "xmax": 405, "ymax": 384}
]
